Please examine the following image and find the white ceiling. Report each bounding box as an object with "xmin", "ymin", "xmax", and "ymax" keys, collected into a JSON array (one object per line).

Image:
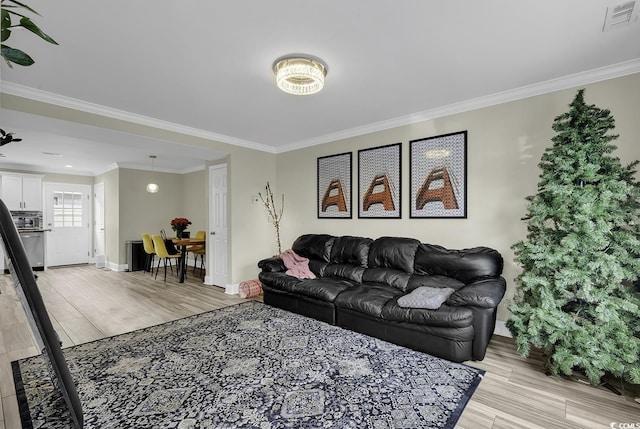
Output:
[{"xmin": 1, "ymin": 0, "xmax": 639, "ymax": 175}]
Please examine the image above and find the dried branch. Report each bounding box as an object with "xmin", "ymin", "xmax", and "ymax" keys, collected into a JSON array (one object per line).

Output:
[{"xmin": 259, "ymin": 182, "xmax": 284, "ymax": 254}]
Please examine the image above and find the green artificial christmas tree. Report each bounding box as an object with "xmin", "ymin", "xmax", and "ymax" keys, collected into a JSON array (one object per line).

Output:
[{"xmin": 507, "ymin": 89, "xmax": 640, "ymax": 385}]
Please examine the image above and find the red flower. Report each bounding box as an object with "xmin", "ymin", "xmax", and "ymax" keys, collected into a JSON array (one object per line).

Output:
[{"xmin": 170, "ymin": 217, "xmax": 192, "ymax": 231}]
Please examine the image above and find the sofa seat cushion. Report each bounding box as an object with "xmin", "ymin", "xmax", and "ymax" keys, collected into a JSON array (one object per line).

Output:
[
  {"xmin": 381, "ymin": 298, "xmax": 474, "ymax": 328},
  {"xmin": 258, "ymin": 272, "xmax": 301, "ymax": 293},
  {"xmin": 292, "ymin": 277, "xmax": 358, "ymax": 302},
  {"xmin": 334, "ymin": 283, "xmax": 403, "ymax": 318}
]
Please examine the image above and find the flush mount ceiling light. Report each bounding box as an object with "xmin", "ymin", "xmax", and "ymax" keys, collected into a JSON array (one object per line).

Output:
[
  {"xmin": 146, "ymin": 155, "xmax": 159, "ymax": 193},
  {"xmin": 273, "ymin": 55, "xmax": 328, "ymax": 95}
]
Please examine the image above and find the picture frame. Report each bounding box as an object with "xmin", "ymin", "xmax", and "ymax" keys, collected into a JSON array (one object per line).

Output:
[
  {"xmin": 410, "ymin": 131, "xmax": 467, "ymax": 218},
  {"xmin": 358, "ymin": 143, "xmax": 401, "ymax": 218},
  {"xmin": 317, "ymin": 152, "xmax": 352, "ymax": 218}
]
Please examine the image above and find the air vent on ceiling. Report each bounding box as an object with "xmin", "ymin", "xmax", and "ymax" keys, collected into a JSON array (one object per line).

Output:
[{"xmin": 603, "ymin": 1, "xmax": 639, "ymax": 31}]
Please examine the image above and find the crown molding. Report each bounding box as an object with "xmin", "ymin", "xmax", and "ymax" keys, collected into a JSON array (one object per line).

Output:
[
  {"xmin": 3, "ymin": 59, "xmax": 639, "ymax": 157},
  {"xmin": 94, "ymin": 163, "xmax": 120, "ymax": 176},
  {"xmin": 0, "ymin": 82, "xmax": 277, "ymax": 154},
  {"xmin": 178, "ymin": 164, "xmax": 207, "ymax": 174},
  {"xmin": 275, "ymin": 58, "xmax": 640, "ymax": 153}
]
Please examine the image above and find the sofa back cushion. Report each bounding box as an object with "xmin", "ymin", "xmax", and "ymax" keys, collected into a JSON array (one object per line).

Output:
[
  {"xmin": 292, "ymin": 234, "xmax": 335, "ymax": 262},
  {"xmin": 324, "ymin": 264, "xmax": 366, "ymax": 283},
  {"xmin": 362, "ymin": 268, "xmax": 411, "ymax": 291},
  {"xmin": 414, "ymin": 243, "xmax": 503, "ymax": 284},
  {"xmin": 407, "ymin": 274, "xmax": 465, "ymax": 292},
  {"xmin": 329, "ymin": 236, "xmax": 372, "ymax": 267},
  {"xmin": 368, "ymin": 237, "xmax": 420, "ymax": 273}
]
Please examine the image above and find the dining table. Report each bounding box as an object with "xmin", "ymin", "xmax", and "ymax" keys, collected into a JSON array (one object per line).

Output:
[{"xmin": 172, "ymin": 237, "xmax": 206, "ymax": 283}]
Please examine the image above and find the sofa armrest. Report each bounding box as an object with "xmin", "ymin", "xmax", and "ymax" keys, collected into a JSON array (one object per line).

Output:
[
  {"xmin": 446, "ymin": 277, "xmax": 506, "ymax": 309},
  {"xmin": 258, "ymin": 257, "xmax": 286, "ymax": 273}
]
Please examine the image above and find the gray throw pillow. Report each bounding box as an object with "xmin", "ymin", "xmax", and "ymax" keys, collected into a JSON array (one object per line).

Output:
[{"xmin": 397, "ymin": 286, "xmax": 456, "ymax": 310}]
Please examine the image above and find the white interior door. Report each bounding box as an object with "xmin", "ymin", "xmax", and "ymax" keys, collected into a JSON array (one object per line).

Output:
[
  {"xmin": 94, "ymin": 183, "xmax": 105, "ymax": 268},
  {"xmin": 207, "ymin": 164, "xmax": 228, "ymax": 287},
  {"xmin": 45, "ymin": 183, "xmax": 91, "ymax": 267}
]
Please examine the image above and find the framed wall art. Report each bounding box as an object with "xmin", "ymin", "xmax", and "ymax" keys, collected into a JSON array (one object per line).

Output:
[
  {"xmin": 358, "ymin": 143, "xmax": 401, "ymax": 218},
  {"xmin": 410, "ymin": 131, "xmax": 467, "ymax": 218},
  {"xmin": 317, "ymin": 152, "xmax": 352, "ymax": 218}
]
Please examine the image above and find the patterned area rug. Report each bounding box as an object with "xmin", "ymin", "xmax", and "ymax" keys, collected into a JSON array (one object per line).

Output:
[{"xmin": 12, "ymin": 301, "xmax": 484, "ymax": 428}]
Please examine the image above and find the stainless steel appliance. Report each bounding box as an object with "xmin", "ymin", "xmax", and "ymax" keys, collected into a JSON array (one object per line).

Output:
[
  {"xmin": 19, "ymin": 231, "xmax": 45, "ymax": 269},
  {"xmin": 11, "ymin": 211, "xmax": 42, "ymax": 230},
  {"xmin": 9, "ymin": 211, "xmax": 45, "ymax": 270}
]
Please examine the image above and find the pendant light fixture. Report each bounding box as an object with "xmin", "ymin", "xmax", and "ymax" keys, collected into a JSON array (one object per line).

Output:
[
  {"xmin": 146, "ymin": 155, "xmax": 159, "ymax": 193},
  {"xmin": 273, "ymin": 55, "xmax": 328, "ymax": 96}
]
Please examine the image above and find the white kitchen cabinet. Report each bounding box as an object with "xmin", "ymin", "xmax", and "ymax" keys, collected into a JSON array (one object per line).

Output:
[
  {"xmin": 0, "ymin": 173, "xmax": 44, "ymax": 211},
  {"xmin": 20, "ymin": 176, "xmax": 43, "ymax": 211}
]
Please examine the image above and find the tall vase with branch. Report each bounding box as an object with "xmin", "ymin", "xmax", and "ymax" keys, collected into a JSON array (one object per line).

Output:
[{"xmin": 259, "ymin": 182, "xmax": 284, "ymax": 255}]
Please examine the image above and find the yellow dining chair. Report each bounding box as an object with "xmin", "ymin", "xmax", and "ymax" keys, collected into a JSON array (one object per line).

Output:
[
  {"xmin": 188, "ymin": 230, "xmax": 206, "ymax": 278},
  {"xmin": 151, "ymin": 234, "xmax": 181, "ymax": 282},
  {"xmin": 141, "ymin": 233, "xmax": 155, "ymax": 274}
]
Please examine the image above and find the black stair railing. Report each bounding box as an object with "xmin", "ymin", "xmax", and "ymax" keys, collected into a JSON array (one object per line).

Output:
[{"xmin": 0, "ymin": 198, "xmax": 83, "ymax": 428}]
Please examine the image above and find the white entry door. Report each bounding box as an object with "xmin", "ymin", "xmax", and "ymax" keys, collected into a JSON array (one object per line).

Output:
[
  {"xmin": 207, "ymin": 164, "xmax": 228, "ymax": 287},
  {"xmin": 45, "ymin": 183, "xmax": 91, "ymax": 267},
  {"xmin": 94, "ymin": 183, "xmax": 105, "ymax": 268}
]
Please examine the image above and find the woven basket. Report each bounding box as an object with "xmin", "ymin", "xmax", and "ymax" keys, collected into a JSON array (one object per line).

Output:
[{"xmin": 239, "ymin": 279, "xmax": 262, "ymax": 298}]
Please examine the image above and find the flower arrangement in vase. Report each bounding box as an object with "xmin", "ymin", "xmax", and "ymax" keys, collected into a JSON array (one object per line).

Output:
[{"xmin": 170, "ymin": 217, "xmax": 192, "ymax": 238}]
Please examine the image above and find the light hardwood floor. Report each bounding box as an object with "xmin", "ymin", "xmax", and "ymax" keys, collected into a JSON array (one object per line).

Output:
[{"xmin": 0, "ymin": 265, "xmax": 638, "ymax": 428}]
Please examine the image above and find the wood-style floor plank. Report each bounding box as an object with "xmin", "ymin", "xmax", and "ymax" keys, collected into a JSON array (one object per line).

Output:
[{"xmin": 0, "ymin": 265, "xmax": 638, "ymax": 428}]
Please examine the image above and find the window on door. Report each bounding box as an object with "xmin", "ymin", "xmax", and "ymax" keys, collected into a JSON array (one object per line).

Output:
[{"xmin": 53, "ymin": 192, "xmax": 83, "ymax": 228}]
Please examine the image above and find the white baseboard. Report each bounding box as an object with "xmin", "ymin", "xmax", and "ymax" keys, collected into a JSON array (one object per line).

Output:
[
  {"xmin": 106, "ymin": 261, "xmax": 127, "ymax": 272},
  {"xmin": 225, "ymin": 283, "xmax": 239, "ymax": 295},
  {"xmin": 494, "ymin": 320, "xmax": 512, "ymax": 337}
]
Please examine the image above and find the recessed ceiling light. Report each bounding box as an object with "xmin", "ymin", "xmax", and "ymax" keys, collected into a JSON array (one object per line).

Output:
[
  {"xmin": 64, "ymin": 165, "xmax": 73, "ymax": 168},
  {"xmin": 42, "ymin": 152, "xmax": 63, "ymax": 157}
]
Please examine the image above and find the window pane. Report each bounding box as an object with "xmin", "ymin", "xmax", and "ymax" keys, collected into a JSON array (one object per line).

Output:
[{"xmin": 52, "ymin": 191, "xmax": 83, "ymax": 228}]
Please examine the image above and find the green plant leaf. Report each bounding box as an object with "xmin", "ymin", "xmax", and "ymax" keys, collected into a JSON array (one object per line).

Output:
[
  {"xmin": 4, "ymin": 9, "xmax": 29, "ymax": 21},
  {"xmin": 1, "ymin": 9, "xmax": 10, "ymax": 42},
  {"xmin": 1, "ymin": 44, "xmax": 35, "ymax": 66},
  {"xmin": 3, "ymin": 0, "xmax": 40, "ymax": 16},
  {"xmin": 19, "ymin": 16, "xmax": 57, "ymax": 44}
]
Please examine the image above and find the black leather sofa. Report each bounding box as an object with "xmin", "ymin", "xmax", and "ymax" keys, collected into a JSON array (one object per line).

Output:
[{"xmin": 258, "ymin": 234, "xmax": 506, "ymax": 362}]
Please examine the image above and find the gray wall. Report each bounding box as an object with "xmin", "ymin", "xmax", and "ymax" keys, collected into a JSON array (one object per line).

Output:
[
  {"xmin": 2, "ymin": 73, "xmax": 638, "ymax": 302},
  {"xmin": 1, "ymin": 92, "xmax": 278, "ymax": 284},
  {"xmin": 273, "ymin": 73, "xmax": 640, "ymax": 321}
]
